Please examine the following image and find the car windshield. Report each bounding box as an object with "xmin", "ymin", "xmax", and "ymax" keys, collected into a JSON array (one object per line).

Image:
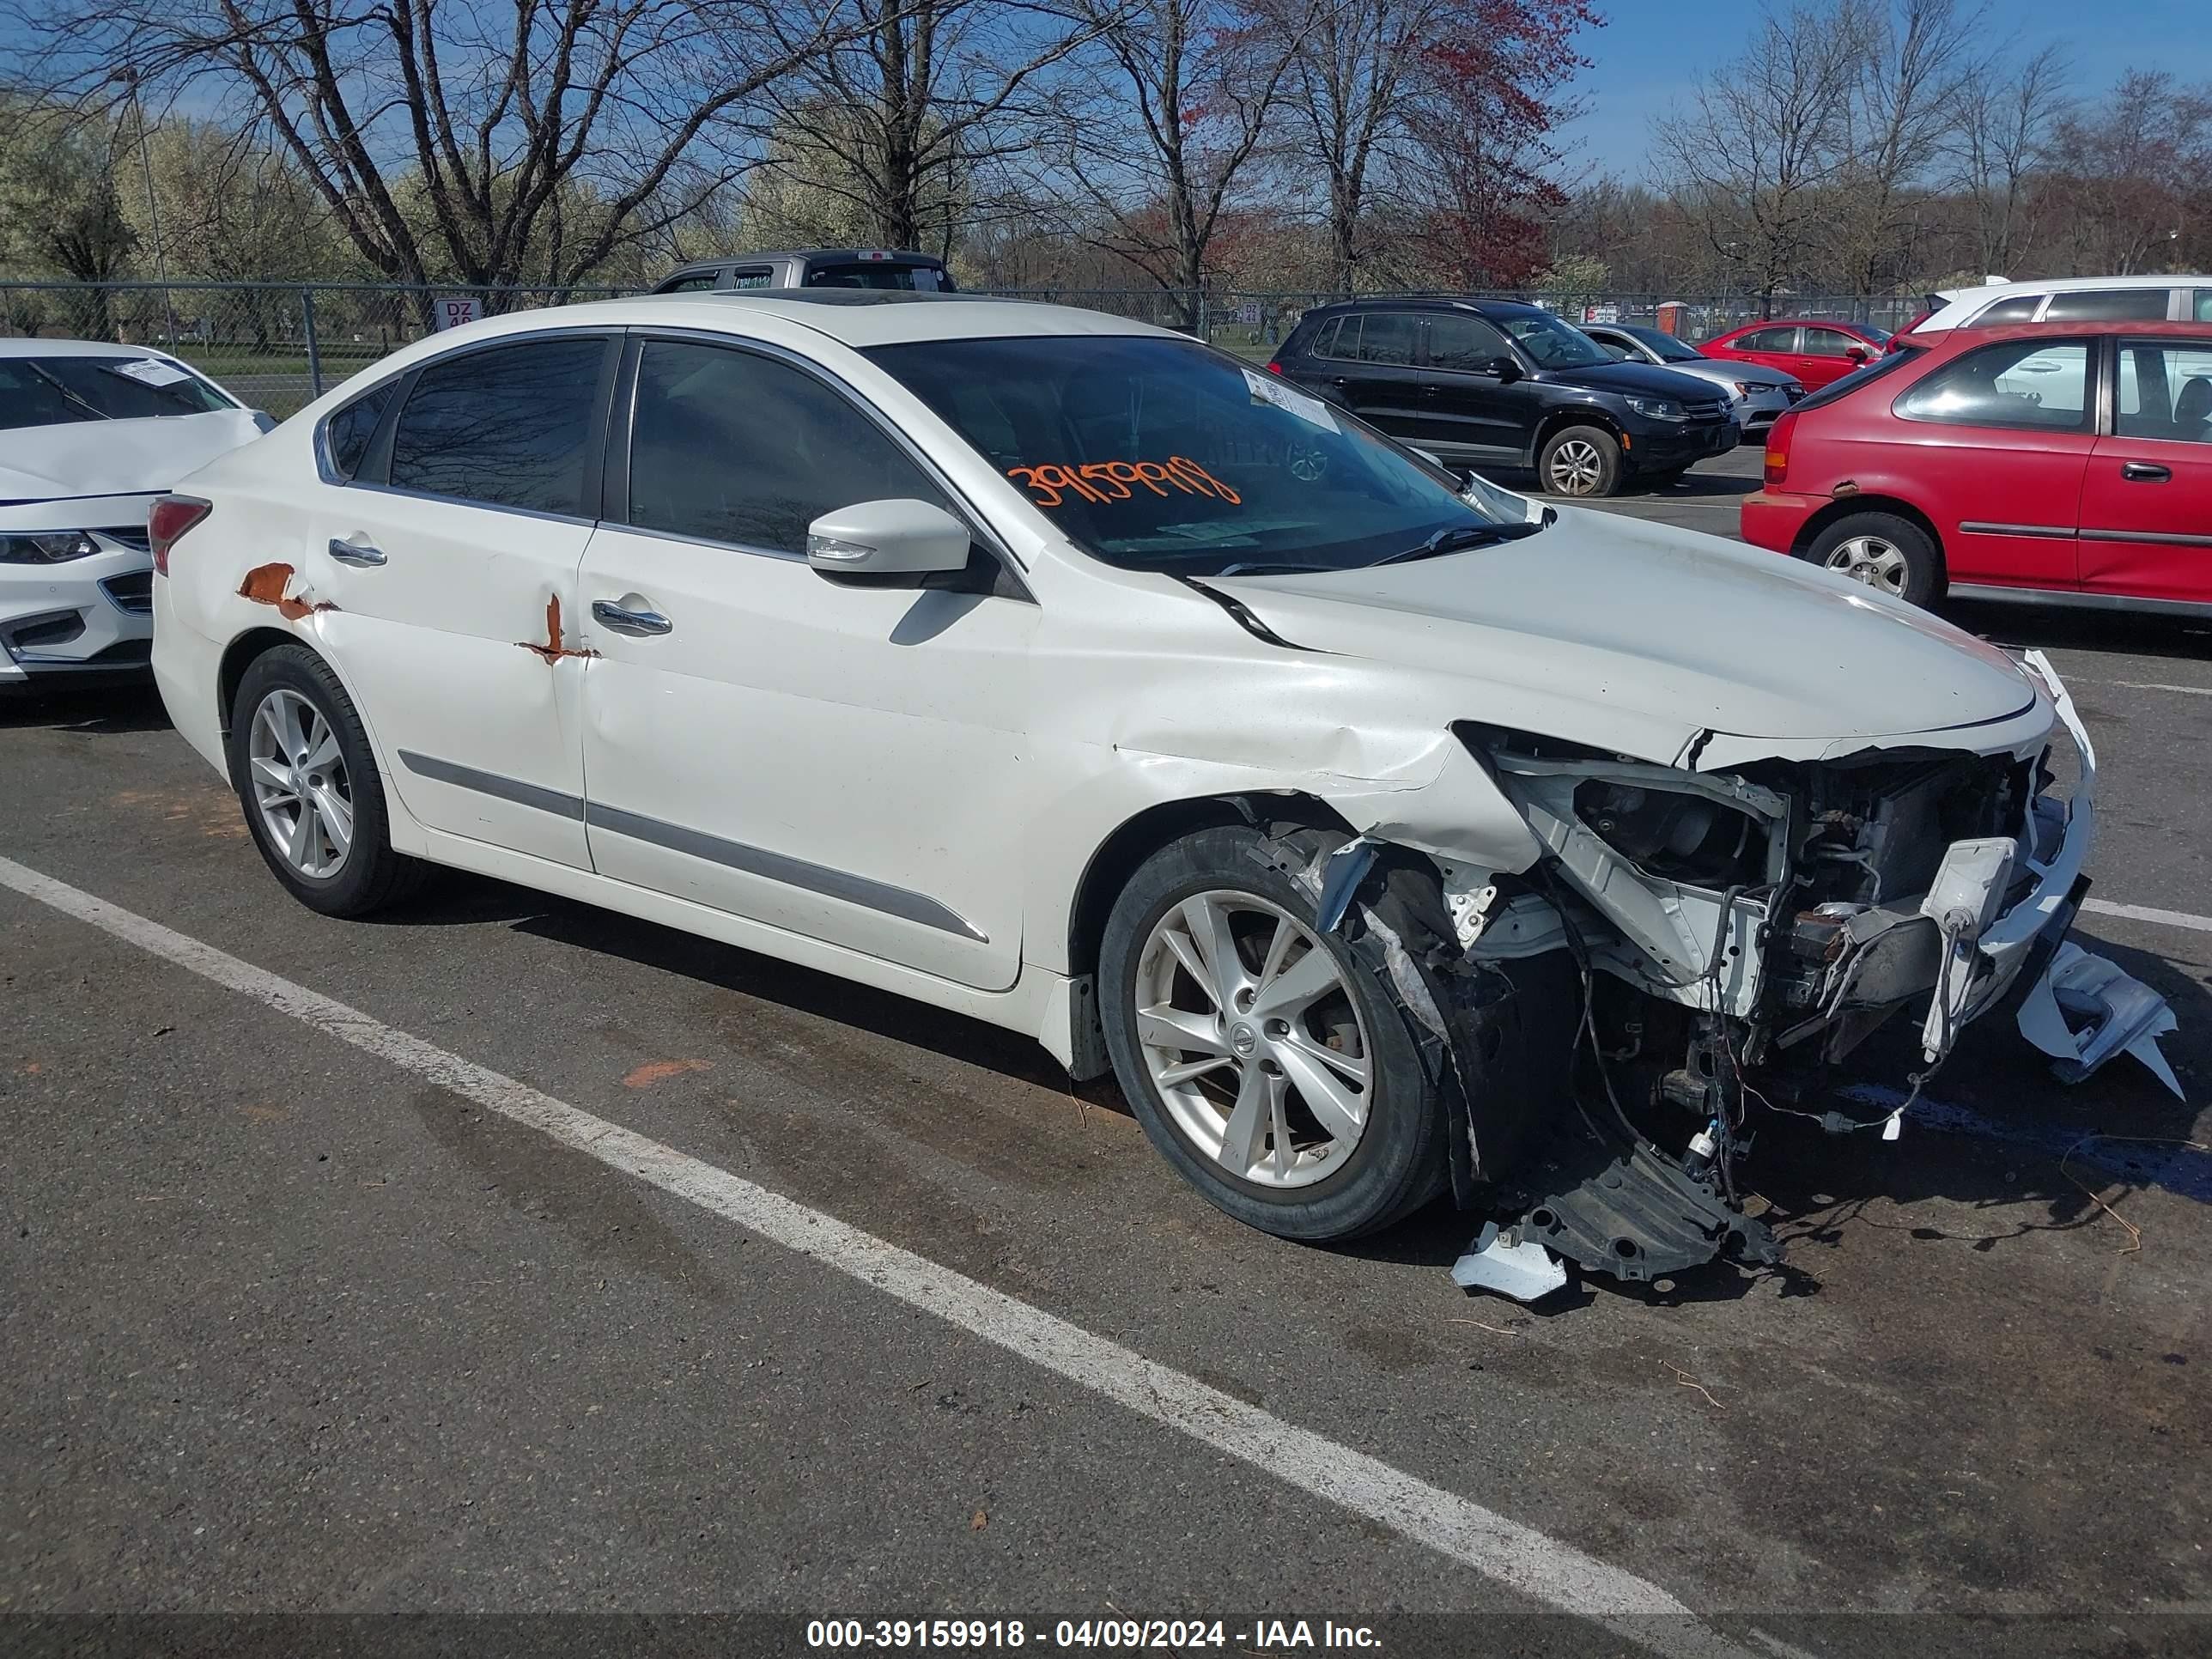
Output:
[
  {"xmin": 0, "ymin": 354, "xmax": 233, "ymax": 431},
  {"xmin": 1622, "ymin": 325, "xmax": 1704, "ymax": 362},
  {"xmin": 866, "ymin": 334, "xmax": 1522, "ymax": 575},
  {"xmin": 1497, "ymin": 312, "xmax": 1613, "ymax": 369}
]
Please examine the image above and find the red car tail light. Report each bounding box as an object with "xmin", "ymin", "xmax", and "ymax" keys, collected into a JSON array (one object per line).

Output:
[
  {"xmin": 1764, "ymin": 412, "xmax": 1798, "ymax": 489},
  {"xmin": 1265, "ymin": 359, "xmax": 1284, "ymax": 374},
  {"xmin": 148, "ymin": 495, "xmax": 211, "ymax": 577}
]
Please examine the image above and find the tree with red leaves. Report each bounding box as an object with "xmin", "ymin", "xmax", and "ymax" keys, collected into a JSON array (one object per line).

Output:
[{"xmin": 1267, "ymin": 0, "xmax": 1599, "ymax": 289}]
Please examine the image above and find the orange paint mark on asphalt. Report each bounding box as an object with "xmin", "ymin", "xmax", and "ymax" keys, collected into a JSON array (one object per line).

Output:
[{"xmin": 623, "ymin": 1059, "xmax": 711, "ymax": 1089}]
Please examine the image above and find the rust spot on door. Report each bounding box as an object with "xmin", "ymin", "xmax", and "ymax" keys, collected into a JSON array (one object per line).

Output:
[
  {"xmin": 517, "ymin": 592, "xmax": 598, "ymax": 663},
  {"xmin": 238, "ymin": 562, "xmax": 336, "ymax": 622}
]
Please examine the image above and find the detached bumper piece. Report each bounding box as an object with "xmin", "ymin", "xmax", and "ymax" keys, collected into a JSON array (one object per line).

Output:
[
  {"xmin": 1452, "ymin": 1138, "xmax": 1779, "ymax": 1303},
  {"xmin": 2018, "ymin": 942, "xmax": 2183, "ymax": 1097}
]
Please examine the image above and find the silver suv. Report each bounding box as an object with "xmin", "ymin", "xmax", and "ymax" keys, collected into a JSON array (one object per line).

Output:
[{"xmin": 650, "ymin": 249, "xmax": 956, "ymax": 295}]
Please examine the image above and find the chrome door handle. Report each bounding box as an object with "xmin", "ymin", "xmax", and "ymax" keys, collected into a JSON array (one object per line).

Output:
[
  {"xmin": 591, "ymin": 599, "xmax": 672, "ymax": 636},
  {"xmin": 328, "ymin": 537, "xmax": 386, "ymax": 567},
  {"xmin": 2120, "ymin": 461, "xmax": 2172, "ymax": 483}
]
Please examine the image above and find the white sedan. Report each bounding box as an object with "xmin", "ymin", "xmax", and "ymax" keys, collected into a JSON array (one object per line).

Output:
[
  {"xmin": 1, "ymin": 339, "xmax": 266, "ymax": 693},
  {"xmin": 149, "ymin": 293, "xmax": 2104, "ymax": 1282}
]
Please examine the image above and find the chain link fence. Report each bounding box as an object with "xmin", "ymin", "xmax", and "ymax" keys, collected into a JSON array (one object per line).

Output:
[{"xmin": 0, "ymin": 280, "xmax": 1931, "ymax": 417}]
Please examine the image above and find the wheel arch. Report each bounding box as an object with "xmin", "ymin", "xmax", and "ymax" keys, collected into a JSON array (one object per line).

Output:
[
  {"xmin": 1789, "ymin": 494, "xmax": 1948, "ymax": 587},
  {"xmin": 216, "ymin": 626, "xmax": 302, "ymax": 736},
  {"xmin": 1532, "ymin": 403, "xmax": 1626, "ymax": 459},
  {"xmin": 1065, "ymin": 792, "xmax": 1354, "ymax": 982}
]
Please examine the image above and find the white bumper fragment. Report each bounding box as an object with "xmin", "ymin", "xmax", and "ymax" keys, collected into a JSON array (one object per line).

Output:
[{"xmin": 2018, "ymin": 941, "xmax": 2184, "ymax": 1097}]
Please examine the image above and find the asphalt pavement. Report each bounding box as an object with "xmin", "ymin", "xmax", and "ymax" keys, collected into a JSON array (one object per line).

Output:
[{"xmin": 3, "ymin": 445, "xmax": 2208, "ymax": 1658}]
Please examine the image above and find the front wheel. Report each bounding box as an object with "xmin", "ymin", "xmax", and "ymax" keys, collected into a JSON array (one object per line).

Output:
[
  {"xmin": 1098, "ymin": 824, "xmax": 1449, "ymax": 1242},
  {"xmin": 1802, "ymin": 511, "xmax": 1941, "ymax": 606},
  {"xmin": 1538, "ymin": 424, "xmax": 1623, "ymax": 497}
]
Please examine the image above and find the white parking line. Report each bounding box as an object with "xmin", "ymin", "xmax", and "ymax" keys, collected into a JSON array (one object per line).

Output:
[
  {"xmin": 2112, "ymin": 681, "xmax": 2212, "ymax": 698},
  {"xmin": 2081, "ymin": 897, "xmax": 2212, "ymax": 936},
  {"xmin": 0, "ymin": 853, "xmax": 1754, "ymax": 1659}
]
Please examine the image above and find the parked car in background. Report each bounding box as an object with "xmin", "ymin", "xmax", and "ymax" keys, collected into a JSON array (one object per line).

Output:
[
  {"xmin": 1580, "ymin": 321, "xmax": 1804, "ymax": 439},
  {"xmin": 1270, "ymin": 297, "xmax": 1738, "ymax": 496},
  {"xmin": 1, "ymin": 340, "xmax": 266, "ymax": 694},
  {"xmin": 1898, "ymin": 275, "xmax": 2212, "ymax": 343},
  {"xmin": 1741, "ymin": 319, "xmax": 2212, "ymax": 612},
  {"xmin": 651, "ymin": 249, "xmax": 957, "ymax": 295},
  {"xmin": 149, "ymin": 290, "xmax": 2097, "ymax": 1283},
  {"xmin": 1699, "ymin": 319, "xmax": 1891, "ymax": 390}
]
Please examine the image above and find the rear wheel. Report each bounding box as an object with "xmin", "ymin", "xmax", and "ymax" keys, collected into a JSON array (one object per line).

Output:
[
  {"xmin": 227, "ymin": 644, "xmax": 425, "ymax": 916},
  {"xmin": 1803, "ymin": 511, "xmax": 1941, "ymax": 606},
  {"xmin": 1099, "ymin": 825, "xmax": 1449, "ymax": 1242},
  {"xmin": 1538, "ymin": 424, "xmax": 1623, "ymax": 497}
]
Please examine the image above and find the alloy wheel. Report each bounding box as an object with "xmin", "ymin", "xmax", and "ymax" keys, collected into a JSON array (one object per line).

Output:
[
  {"xmin": 1133, "ymin": 891, "xmax": 1372, "ymax": 1189},
  {"xmin": 1824, "ymin": 535, "xmax": 1909, "ymax": 596},
  {"xmin": 246, "ymin": 688, "xmax": 354, "ymax": 879},
  {"xmin": 1547, "ymin": 438, "xmax": 1604, "ymax": 495}
]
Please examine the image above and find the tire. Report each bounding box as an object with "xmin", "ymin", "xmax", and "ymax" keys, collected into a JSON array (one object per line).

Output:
[
  {"xmin": 1802, "ymin": 510, "xmax": 1942, "ymax": 607},
  {"xmin": 1538, "ymin": 424, "xmax": 1624, "ymax": 497},
  {"xmin": 1099, "ymin": 823, "xmax": 1449, "ymax": 1242},
  {"xmin": 226, "ymin": 643, "xmax": 426, "ymax": 916}
]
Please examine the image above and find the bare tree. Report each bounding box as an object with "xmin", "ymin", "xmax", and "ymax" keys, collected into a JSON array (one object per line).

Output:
[
  {"xmin": 1652, "ymin": 1, "xmax": 1869, "ymax": 311},
  {"xmin": 1827, "ymin": 0, "xmax": 1978, "ymax": 296},
  {"xmin": 2042, "ymin": 70, "xmax": 2212, "ymax": 274},
  {"xmin": 1945, "ymin": 42, "xmax": 2069, "ymax": 276},
  {"xmin": 3, "ymin": 0, "xmax": 870, "ymax": 292},
  {"xmin": 754, "ymin": 0, "xmax": 1112, "ymax": 252},
  {"xmin": 1054, "ymin": 0, "xmax": 1304, "ymax": 315}
]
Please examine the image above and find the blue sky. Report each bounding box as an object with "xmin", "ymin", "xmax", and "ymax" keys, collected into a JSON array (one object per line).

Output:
[{"xmin": 1556, "ymin": 0, "xmax": 2212, "ymax": 184}]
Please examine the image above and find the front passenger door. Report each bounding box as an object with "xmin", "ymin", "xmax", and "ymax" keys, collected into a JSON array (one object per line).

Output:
[
  {"xmin": 577, "ymin": 335, "xmax": 1035, "ymax": 991},
  {"xmin": 1419, "ymin": 312, "xmax": 1528, "ymax": 461}
]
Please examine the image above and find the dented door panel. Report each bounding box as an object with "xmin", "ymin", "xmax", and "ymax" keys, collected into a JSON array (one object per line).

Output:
[{"xmin": 304, "ymin": 488, "xmax": 594, "ymax": 868}]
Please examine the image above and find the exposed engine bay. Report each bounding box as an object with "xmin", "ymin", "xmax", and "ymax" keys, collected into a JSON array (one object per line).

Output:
[{"xmin": 1294, "ymin": 652, "xmax": 2180, "ymax": 1302}]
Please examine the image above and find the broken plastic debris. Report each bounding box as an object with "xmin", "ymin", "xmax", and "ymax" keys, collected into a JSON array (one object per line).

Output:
[
  {"xmin": 2017, "ymin": 941, "xmax": 2183, "ymax": 1098},
  {"xmin": 1449, "ymin": 1222, "xmax": 1568, "ymax": 1303}
]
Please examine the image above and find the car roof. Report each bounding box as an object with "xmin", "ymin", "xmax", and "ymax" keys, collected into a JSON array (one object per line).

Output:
[
  {"xmin": 1301, "ymin": 296, "xmax": 1547, "ymax": 321},
  {"xmin": 1920, "ymin": 273, "xmax": 2212, "ymax": 328},
  {"xmin": 0, "ymin": 337, "xmax": 191, "ymax": 360},
  {"xmin": 419, "ymin": 291, "xmax": 1184, "ymax": 351}
]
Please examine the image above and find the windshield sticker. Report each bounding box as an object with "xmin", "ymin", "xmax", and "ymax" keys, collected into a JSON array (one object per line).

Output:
[
  {"xmin": 1243, "ymin": 367, "xmax": 1337, "ymax": 433},
  {"xmin": 108, "ymin": 358, "xmax": 194, "ymax": 388},
  {"xmin": 1008, "ymin": 457, "xmax": 1242, "ymax": 508}
]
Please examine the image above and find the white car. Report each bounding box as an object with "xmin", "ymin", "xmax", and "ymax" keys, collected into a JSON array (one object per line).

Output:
[
  {"xmin": 1909, "ymin": 274, "xmax": 2212, "ymax": 335},
  {"xmin": 2, "ymin": 339, "xmax": 267, "ymax": 693},
  {"xmin": 149, "ymin": 293, "xmax": 2110, "ymax": 1283}
]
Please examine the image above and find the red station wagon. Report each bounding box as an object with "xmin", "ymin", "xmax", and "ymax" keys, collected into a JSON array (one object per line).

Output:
[
  {"xmin": 1741, "ymin": 319, "xmax": 2212, "ymax": 612},
  {"xmin": 1701, "ymin": 319, "xmax": 1892, "ymax": 390}
]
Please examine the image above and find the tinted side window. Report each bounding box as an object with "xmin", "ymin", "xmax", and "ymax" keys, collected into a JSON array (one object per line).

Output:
[
  {"xmin": 2044, "ymin": 289, "xmax": 2169, "ymax": 321},
  {"xmin": 388, "ymin": 337, "xmax": 609, "ymax": 514},
  {"xmin": 627, "ymin": 340, "xmax": 950, "ymax": 555},
  {"xmin": 1977, "ymin": 295, "xmax": 2039, "ymax": 324},
  {"xmin": 659, "ymin": 274, "xmax": 720, "ymax": 293},
  {"xmin": 1426, "ymin": 313, "xmax": 1511, "ymax": 370},
  {"xmin": 1356, "ymin": 313, "xmax": 1418, "ymax": 366},
  {"xmin": 1801, "ymin": 327, "xmax": 1862, "ymax": 357},
  {"xmin": 730, "ymin": 267, "xmax": 776, "ymax": 289},
  {"xmin": 1734, "ymin": 327, "xmax": 1798, "ymax": 352},
  {"xmin": 323, "ymin": 382, "xmax": 393, "ymax": 481},
  {"xmin": 2196, "ymin": 290, "xmax": 2212, "ymax": 323},
  {"xmin": 1896, "ymin": 339, "xmax": 2090, "ymax": 431},
  {"xmin": 1310, "ymin": 317, "xmax": 1344, "ymax": 359}
]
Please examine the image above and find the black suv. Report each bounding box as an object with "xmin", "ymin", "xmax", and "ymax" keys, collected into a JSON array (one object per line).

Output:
[{"xmin": 1269, "ymin": 297, "xmax": 1737, "ymax": 496}]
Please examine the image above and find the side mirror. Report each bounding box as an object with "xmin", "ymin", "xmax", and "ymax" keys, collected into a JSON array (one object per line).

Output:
[
  {"xmin": 1845, "ymin": 345, "xmax": 1869, "ymax": 363},
  {"xmin": 807, "ymin": 497, "xmax": 970, "ymax": 578},
  {"xmin": 250, "ymin": 409, "xmax": 278, "ymax": 433},
  {"xmin": 1486, "ymin": 355, "xmax": 1522, "ymax": 384}
]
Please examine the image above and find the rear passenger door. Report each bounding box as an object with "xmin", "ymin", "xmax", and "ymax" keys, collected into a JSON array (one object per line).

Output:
[
  {"xmin": 1311, "ymin": 312, "xmax": 1428, "ymax": 439},
  {"xmin": 575, "ymin": 333, "xmax": 1034, "ymax": 991},
  {"xmin": 306, "ymin": 332, "xmax": 615, "ymax": 869},
  {"xmin": 1796, "ymin": 326, "xmax": 1871, "ymax": 388},
  {"xmin": 2080, "ymin": 337, "xmax": 2212, "ymax": 603}
]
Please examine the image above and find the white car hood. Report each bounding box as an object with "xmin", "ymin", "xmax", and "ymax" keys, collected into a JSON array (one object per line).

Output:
[
  {"xmin": 0, "ymin": 410, "xmax": 265, "ymax": 504},
  {"xmin": 1207, "ymin": 507, "xmax": 2036, "ymax": 748}
]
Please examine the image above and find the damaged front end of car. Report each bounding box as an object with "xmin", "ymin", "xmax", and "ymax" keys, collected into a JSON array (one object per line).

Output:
[{"xmin": 1304, "ymin": 652, "xmax": 2179, "ymax": 1301}]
